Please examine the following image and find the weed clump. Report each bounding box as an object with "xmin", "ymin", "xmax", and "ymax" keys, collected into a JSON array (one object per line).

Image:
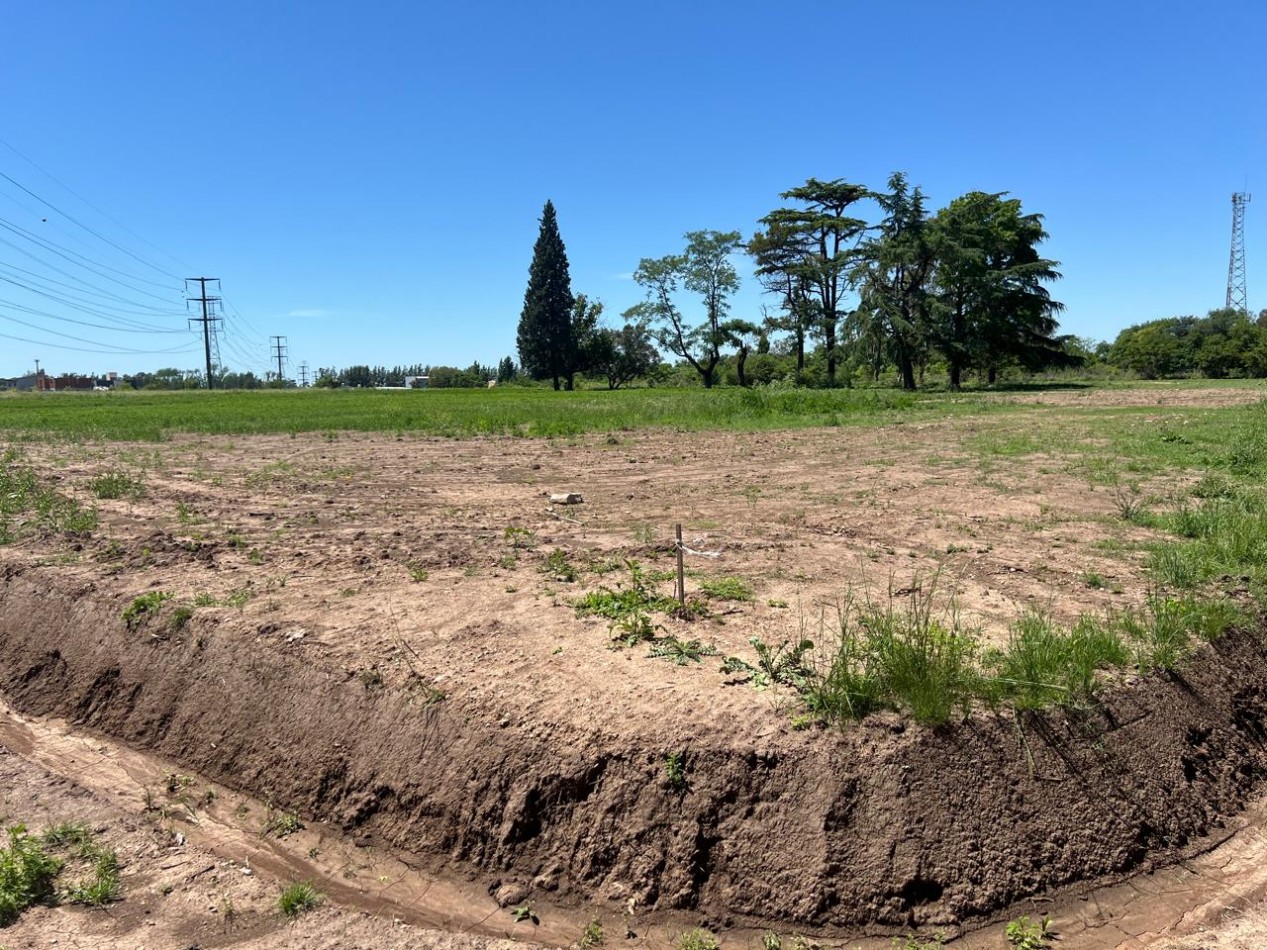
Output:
[
  {"xmin": 0, "ymin": 825, "xmax": 62, "ymax": 925},
  {"xmin": 121, "ymin": 591, "xmax": 173, "ymax": 629},
  {"xmin": 278, "ymin": 880, "xmax": 321, "ymax": 918},
  {"xmin": 90, "ymin": 470, "xmax": 145, "ymax": 500}
]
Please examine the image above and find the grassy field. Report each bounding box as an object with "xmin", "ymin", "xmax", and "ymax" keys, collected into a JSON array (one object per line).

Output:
[{"xmin": 0, "ymin": 385, "xmax": 1021, "ymax": 441}]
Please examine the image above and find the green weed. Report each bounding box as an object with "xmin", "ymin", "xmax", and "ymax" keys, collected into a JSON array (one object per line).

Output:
[
  {"xmin": 541, "ymin": 548, "xmax": 577, "ymax": 582},
  {"xmin": 278, "ymin": 880, "xmax": 321, "ymax": 918},
  {"xmin": 664, "ymin": 751, "xmax": 687, "ymax": 791},
  {"xmin": 90, "ymin": 470, "xmax": 145, "ymax": 500},
  {"xmin": 0, "ymin": 825, "xmax": 63, "ymax": 925},
  {"xmin": 678, "ymin": 929, "xmax": 720, "ymax": 950},
  {"xmin": 1005, "ymin": 914, "xmax": 1053, "ymax": 949},
  {"xmin": 699, "ymin": 575, "xmax": 754, "ymax": 602},
  {"xmin": 121, "ymin": 591, "xmax": 172, "ymax": 629},
  {"xmin": 648, "ymin": 637, "xmax": 717, "ymax": 665}
]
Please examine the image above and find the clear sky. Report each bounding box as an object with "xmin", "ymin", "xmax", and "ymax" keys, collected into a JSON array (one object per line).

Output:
[{"xmin": 1, "ymin": 0, "xmax": 1263, "ymax": 380}]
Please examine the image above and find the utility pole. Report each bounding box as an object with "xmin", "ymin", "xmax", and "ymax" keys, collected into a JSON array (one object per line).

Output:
[
  {"xmin": 185, "ymin": 278, "xmax": 221, "ymax": 389},
  {"xmin": 298, "ymin": 361, "xmax": 309, "ymax": 388},
  {"xmin": 1227, "ymin": 192, "xmax": 1251, "ymax": 313},
  {"xmin": 271, "ymin": 335, "xmax": 288, "ymax": 384}
]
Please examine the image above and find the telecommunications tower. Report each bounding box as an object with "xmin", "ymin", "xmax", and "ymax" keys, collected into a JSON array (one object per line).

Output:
[{"xmin": 1226, "ymin": 192, "xmax": 1250, "ymax": 313}]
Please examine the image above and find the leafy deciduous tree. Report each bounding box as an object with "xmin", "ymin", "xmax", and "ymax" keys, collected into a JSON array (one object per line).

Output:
[{"xmin": 627, "ymin": 230, "xmax": 743, "ymax": 389}]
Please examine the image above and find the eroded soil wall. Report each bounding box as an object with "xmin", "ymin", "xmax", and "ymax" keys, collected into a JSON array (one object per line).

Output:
[{"xmin": 3, "ymin": 564, "xmax": 1267, "ymax": 934}]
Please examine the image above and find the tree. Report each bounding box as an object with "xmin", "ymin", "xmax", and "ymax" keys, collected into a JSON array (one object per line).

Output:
[
  {"xmin": 496, "ymin": 356, "xmax": 518, "ymax": 384},
  {"xmin": 627, "ymin": 230, "xmax": 743, "ymax": 388},
  {"xmin": 568, "ymin": 294, "xmax": 604, "ymax": 388},
  {"xmin": 749, "ymin": 224, "xmax": 815, "ymax": 374},
  {"xmin": 928, "ymin": 192, "xmax": 1065, "ymax": 388},
  {"xmin": 721, "ymin": 319, "xmax": 761, "ymax": 387},
  {"xmin": 852, "ymin": 173, "xmax": 935, "ymax": 390},
  {"xmin": 754, "ymin": 179, "xmax": 870, "ymax": 385},
  {"xmin": 517, "ymin": 200, "xmax": 575, "ymax": 390},
  {"xmin": 589, "ymin": 319, "xmax": 660, "ymax": 389}
]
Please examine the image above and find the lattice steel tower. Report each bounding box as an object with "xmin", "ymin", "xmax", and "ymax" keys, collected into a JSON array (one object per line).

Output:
[{"xmin": 1226, "ymin": 191, "xmax": 1250, "ymax": 312}]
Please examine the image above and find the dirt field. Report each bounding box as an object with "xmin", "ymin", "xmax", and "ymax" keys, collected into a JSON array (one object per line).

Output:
[{"xmin": 2, "ymin": 385, "xmax": 1267, "ymax": 947}]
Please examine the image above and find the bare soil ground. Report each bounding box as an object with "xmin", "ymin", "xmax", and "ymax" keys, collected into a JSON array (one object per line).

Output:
[{"xmin": 2, "ymin": 385, "xmax": 1267, "ymax": 946}]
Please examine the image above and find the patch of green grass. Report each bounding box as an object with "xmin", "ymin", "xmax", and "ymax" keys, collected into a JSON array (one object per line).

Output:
[
  {"xmin": 65, "ymin": 847, "xmax": 119, "ymax": 906},
  {"xmin": 574, "ymin": 561, "xmax": 678, "ymax": 645},
  {"xmin": 263, "ymin": 810, "xmax": 304, "ymax": 839},
  {"xmin": 986, "ymin": 613, "xmax": 1130, "ymax": 710},
  {"xmin": 699, "ymin": 575, "xmax": 754, "ymax": 602},
  {"xmin": 678, "ymin": 929, "xmax": 720, "ymax": 950},
  {"xmin": 121, "ymin": 591, "xmax": 172, "ymax": 629},
  {"xmin": 0, "ymin": 455, "xmax": 97, "ymax": 543},
  {"xmin": 278, "ymin": 880, "xmax": 321, "ymax": 918},
  {"xmin": 90, "ymin": 470, "xmax": 145, "ymax": 500},
  {"xmin": 540, "ymin": 548, "xmax": 577, "ymax": 582},
  {"xmin": 0, "ymin": 386, "xmax": 1003, "ymax": 443},
  {"xmin": 0, "ymin": 825, "xmax": 63, "ymax": 926}
]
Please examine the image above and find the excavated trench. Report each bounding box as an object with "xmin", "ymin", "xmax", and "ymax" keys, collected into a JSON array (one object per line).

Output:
[{"xmin": 4, "ymin": 563, "xmax": 1267, "ymax": 941}]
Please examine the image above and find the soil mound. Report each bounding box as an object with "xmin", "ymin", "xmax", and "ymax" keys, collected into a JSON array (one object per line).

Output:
[{"xmin": 3, "ymin": 564, "xmax": 1267, "ymax": 936}]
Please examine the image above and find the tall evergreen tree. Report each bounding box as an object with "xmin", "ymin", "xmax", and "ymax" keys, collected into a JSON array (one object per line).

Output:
[
  {"xmin": 517, "ymin": 200, "xmax": 575, "ymax": 390},
  {"xmin": 929, "ymin": 192, "xmax": 1065, "ymax": 388}
]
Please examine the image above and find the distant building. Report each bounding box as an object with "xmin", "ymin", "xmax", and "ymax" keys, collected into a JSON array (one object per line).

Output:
[{"xmin": 0, "ymin": 371, "xmax": 118, "ymax": 392}]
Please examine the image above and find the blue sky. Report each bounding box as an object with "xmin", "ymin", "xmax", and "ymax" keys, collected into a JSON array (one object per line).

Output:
[{"xmin": 1, "ymin": 0, "xmax": 1263, "ymax": 379}]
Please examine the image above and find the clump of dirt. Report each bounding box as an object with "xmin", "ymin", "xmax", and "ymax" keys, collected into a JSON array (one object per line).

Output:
[{"xmin": 3, "ymin": 565, "xmax": 1267, "ymax": 938}]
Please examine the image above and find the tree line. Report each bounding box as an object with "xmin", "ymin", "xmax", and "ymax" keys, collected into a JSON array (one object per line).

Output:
[{"xmin": 515, "ymin": 174, "xmax": 1072, "ymax": 391}]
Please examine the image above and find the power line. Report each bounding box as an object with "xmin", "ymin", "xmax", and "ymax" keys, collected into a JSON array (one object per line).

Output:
[
  {"xmin": 0, "ymin": 136, "xmax": 195, "ymax": 277},
  {"xmin": 0, "ymin": 215, "xmax": 178, "ymax": 298},
  {"xmin": 298, "ymin": 361, "xmax": 310, "ymax": 387},
  {"xmin": 0, "ymin": 166, "xmax": 183, "ymax": 281},
  {"xmin": 271, "ymin": 335, "xmax": 288, "ymax": 382},
  {"xmin": 186, "ymin": 278, "xmax": 222, "ymax": 389},
  {"xmin": 0, "ymin": 309, "xmax": 201, "ymax": 354}
]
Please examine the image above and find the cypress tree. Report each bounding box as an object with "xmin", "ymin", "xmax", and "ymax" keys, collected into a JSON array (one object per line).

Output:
[{"xmin": 517, "ymin": 200, "xmax": 575, "ymax": 390}]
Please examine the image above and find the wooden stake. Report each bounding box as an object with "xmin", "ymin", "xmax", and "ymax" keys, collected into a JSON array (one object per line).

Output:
[{"xmin": 675, "ymin": 523, "xmax": 685, "ymax": 605}]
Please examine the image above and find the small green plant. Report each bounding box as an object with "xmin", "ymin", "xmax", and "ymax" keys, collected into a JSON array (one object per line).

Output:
[
  {"xmin": 1004, "ymin": 914, "xmax": 1053, "ymax": 949},
  {"xmin": 541, "ymin": 548, "xmax": 577, "ymax": 582},
  {"xmin": 66, "ymin": 847, "xmax": 120, "ymax": 906},
  {"xmin": 664, "ymin": 751, "xmax": 687, "ymax": 791},
  {"xmin": 0, "ymin": 825, "xmax": 63, "ymax": 925},
  {"xmin": 264, "ymin": 810, "xmax": 304, "ymax": 838},
  {"xmin": 278, "ymin": 880, "xmax": 321, "ymax": 918},
  {"xmin": 678, "ymin": 928, "xmax": 720, "ymax": 950},
  {"xmin": 579, "ymin": 916, "xmax": 605, "ymax": 948},
  {"xmin": 168, "ymin": 605, "xmax": 194, "ymax": 631},
  {"xmin": 722, "ymin": 637, "xmax": 814, "ymax": 690},
  {"xmin": 512, "ymin": 903, "xmax": 539, "ymax": 924},
  {"xmin": 408, "ymin": 563, "xmax": 429, "ymax": 582},
  {"xmin": 1082, "ymin": 571, "xmax": 1105, "ymax": 589},
  {"xmin": 648, "ymin": 637, "xmax": 717, "ymax": 666},
  {"xmin": 504, "ymin": 525, "xmax": 538, "ymax": 549},
  {"xmin": 699, "ymin": 575, "xmax": 754, "ymax": 602},
  {"xmin": 90, "ymin": 470, "xmax": 145, "ymax": 500},
  {"xmin": 121, "ymin": 591, "xmax": 172, "ymax": 629}
]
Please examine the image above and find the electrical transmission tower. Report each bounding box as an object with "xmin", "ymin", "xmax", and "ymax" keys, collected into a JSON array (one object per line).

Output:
[
  {"xmin": 185, "ymin": 278, "xmax": 222, "ymax": 389},
  {"xmin": 1226, "ymin": 192, "xmax": 1251, "ymax": 313},
  {"xmin": 271, "ymin": 335, "xmax": 288, "ymax": 383},
  {"xmin": 298, "ymin": 361, "xmax": 310, "ymax": 387}
]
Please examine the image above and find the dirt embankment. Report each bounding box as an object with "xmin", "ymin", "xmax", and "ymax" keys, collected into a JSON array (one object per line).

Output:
[{"xmin": 3, "ymin": 565, "xmax": 1267, "ymax": 938}]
